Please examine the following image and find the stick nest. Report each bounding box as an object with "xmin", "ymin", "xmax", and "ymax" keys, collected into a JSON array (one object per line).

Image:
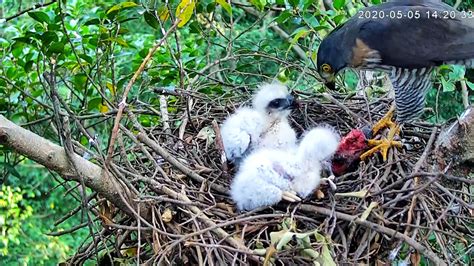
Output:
[{"xmin": 74, "ymin": 89, "xmax": 473, "ymax": 265}]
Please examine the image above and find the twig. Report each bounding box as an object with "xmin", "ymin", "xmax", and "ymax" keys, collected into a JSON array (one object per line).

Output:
[
  {"xmin": 460, "ymin": 80, "xmax": 470, "ymax": 108},
  {"xmin": 106, "ymin": 21, "xmax": 180, "ymax": 163},
  {"xmin": 299, "ymin": 205, "xmax": 446, "ymax": 265},
  {"xmin": 5, "ymin": 0, "xmax": 57, "ymax": 22},
  {"xmin": 322, "ymin": 93, "xmax": 370, "ymax": 124},
  {"xmin": 211, "ymin": 120, "xmax": 230, "ymax": 180},
  {"xmin": 136, "ymin": 132, "xmax": 228, "ymax": 194}
]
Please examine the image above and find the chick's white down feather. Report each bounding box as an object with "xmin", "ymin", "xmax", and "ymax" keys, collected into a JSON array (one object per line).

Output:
[
  {"xmin": 230, "ymin": 127, "xmax": 340, "ymax": 211},
  {"xmin": 221, "ymin": 83, "xmax": 296, "ymax": 163}
]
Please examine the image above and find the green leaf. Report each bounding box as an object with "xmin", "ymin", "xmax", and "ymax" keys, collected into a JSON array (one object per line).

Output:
[
  {"xmin": 106, "ymin": 2, "xmax": 139, "ymax": 15},
  {"xmin": 466, "ymin": 81, "xmax": 474, "ymax": 91},
  {"xmin": 176, "ymin": 0, "xmax": 196, "ymax": 27},
  {"xmin": 84, "ymin": 18, "xmax": 101, "ymax": 25},
  {"xmin": 40, "ymin": 31, "xmax": 59, "ymax": 46},
  {"xmin": 448, "ymin": 65, "xmax": 465, "ymax": 81},
  {"xmin": 47, "ymin": 42, "xmax": 65, "ymax": 54},
  {"xmin": 79, "ymin": 54, "xmax": 93, "ymax": 64},
  {"xmin": 216, "ymin": 0, "xmax": 232, "ymax": 15},
  {"xmin": 28, "ymin": 11, "xmax": 50, "ymax": 24},
  {"xmin": 0, "ymin": 163, "xmax": 21, "ymax": 179},
  {"xmin": 314, "ymin": 232, "xmax": 336, "ymax": 266},
  {"xmin": 73, "ymin": 74, "xmax": 88, "ymax": 91},
  {"xmin": 303, "ymin": 13, "xmax": 319, "ymax": 28},
  {"xmin": 111, "ymin": 37, "xmax": 129, "ymax": 47},
  {"xmin": 333, "ymin": 0, "xmax": 346, "ymax": 10},
  {"xmin": 24, "ymin": 61, "xmax": 34, "ymax": 72},
  {"xmin": 290, "ymin": 27, "xmax": 309, "ymax": 44},
  {"xmin": 144, "ymin": 12, "xmax": 160, "ymax": 29},
  {"xmin": 274, "ymin": 10, "xmax": 292, "ymax": 24},
  {"xmin": 88, "ymin": 97, "xmax": 103, "ymax": 111},
  {"xmin": 441, "ymin": 77, "xmax": 455, "ymax": 92},
  {"xmin": 249, "ymin": 0, "xmax": 266, "ymax": 11},
  {"xmin": 333, "ymin": 14, "xmax": 346, "ymax": 25},
  {"xmin": 371, "ymin": 0, "xmax": 382, "ymax": 4},
  {"xmin": 276, "ymin": 232, "xmax": 294, "ymax": 250}
]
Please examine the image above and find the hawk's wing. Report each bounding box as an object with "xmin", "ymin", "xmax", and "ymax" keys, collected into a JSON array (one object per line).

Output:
[{"xmin": 351, "ymin": 1, "xmax": 474, "ymax": 68}]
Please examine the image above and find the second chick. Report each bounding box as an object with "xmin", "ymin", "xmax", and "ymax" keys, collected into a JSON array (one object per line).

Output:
[{"xmin": 230, "ymin": 126, "xmax": 340, "ymax": 211}]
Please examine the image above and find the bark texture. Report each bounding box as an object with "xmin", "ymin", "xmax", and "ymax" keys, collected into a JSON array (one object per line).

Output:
[{"xmin": 0, "ymin": 115, "xmax": 137, "ymax": 217}]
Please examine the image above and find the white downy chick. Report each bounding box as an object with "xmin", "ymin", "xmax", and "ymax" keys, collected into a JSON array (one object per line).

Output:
[
  {"xmin": 221, "ymin": 83, "xmax": 297, "ymax": 164},
  {"xmin": 230, "ymin": 126, "xmax": 340, "ymax": 211}
]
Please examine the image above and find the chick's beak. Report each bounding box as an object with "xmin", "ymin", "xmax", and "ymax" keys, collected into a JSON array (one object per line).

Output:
[{"xmin": 284, "ymin": 95, "xmax": 296, "ymax": 109}]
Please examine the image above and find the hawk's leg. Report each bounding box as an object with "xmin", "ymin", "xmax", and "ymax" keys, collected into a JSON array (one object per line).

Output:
[{"xmin": 360, "ymin": 105, "xmax": 402, "ymax": 161}]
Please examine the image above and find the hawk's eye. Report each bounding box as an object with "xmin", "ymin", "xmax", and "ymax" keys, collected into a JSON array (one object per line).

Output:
[{"xmin": 321, "ymin": 63, "xmax": 332, "ymax": 73}]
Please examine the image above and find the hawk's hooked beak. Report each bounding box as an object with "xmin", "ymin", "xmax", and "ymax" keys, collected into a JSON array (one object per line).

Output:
[{"xmin": 319, "ymin": 72, "xmax": 336, "ymax": 90}]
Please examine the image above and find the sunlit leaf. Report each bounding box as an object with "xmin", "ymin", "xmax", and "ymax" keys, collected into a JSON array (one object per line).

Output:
[
  {"xmin": 290, "ymin": 27, "xmax": 309, "ymax": 44},
  {"xmin": 158, "ymin": 6, "xmax": 170, "ymax": 21},
  {"xmin": 99, "ymin": 103, "xmax": 109, "ymax": 113},
  {"xmin": 249, "ymin": 0, "xmax": 266, "ymax": 11},
  {"xmin": 333, "ymin": 0, "xmax": 346, "ymax": 10},
  {"xmin": 216, "ymin": 0, "xmax": 232, "ymax": 16},
  {"xmin": 441, "ymin": 77, "xmax": 455, "ymax": 92},
  {"xmin": 176, "ymin": 0, "xmax": 196, "ymax": 27},
  {"xmin": 466, "ymin": 81, "xmax": 474, "ymax": 91},
  {"xmin": 106, "ymin": 2, "xmax": 139, "ymax": 14},
  {"xmin": 106, "ymin": 82, "xmax": 116, "ymax": 96},
  {"xmin": 448, "ymin": 65, "xmax": 465, "ymax": 81},
  {"xmin": 113, "ymin": 37, "xmax": 129, "ymax": 47}
]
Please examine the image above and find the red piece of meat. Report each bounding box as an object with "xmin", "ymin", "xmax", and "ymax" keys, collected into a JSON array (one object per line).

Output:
[{"xmin": 331, "ymin": 128, "xmax": 371, "ymax": 176}]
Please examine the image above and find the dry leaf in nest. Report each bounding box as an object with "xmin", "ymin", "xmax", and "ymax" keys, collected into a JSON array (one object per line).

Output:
[
  {"xmin": 315, "ymin": 189, "xmax": 325, "ymax": 199},
  {"xmin": 152, "ymin": 231, "xmax": 161, "ymax": 254},
  {"xmin": 98, "ymin": 200, "xmax": 115, "ymax": 227},
  {"xmin": 161, "ymin": 208, "xmax": 173, "ymax": 223},
  {"xmin": 411, "ymin": 251, "xmax": 421, "ymax": 266},
  {"xmin": 216, "ymin": 202, "xmax": 234, "ymax": 213},
  {"xmin": 195, "ymin": 126, "xmax": 215, "ymax": 149}
]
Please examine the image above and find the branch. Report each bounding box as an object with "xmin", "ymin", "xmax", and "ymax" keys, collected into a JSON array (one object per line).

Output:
[
  {"xmin": 4, "ymin": 0, "xmax": 57, "ymax": 22},
  {"xmin": 232, "ymin": 1, "xmax": 308, "ymax": 61},
  {"xmin": 299, "ymin": 204, "xmax": 446, "ymax": 265},
  {"xmin": 0, "ymin": 115, "xmax": 139, "ymax": 218},
  {"xmin": 106, "ymin": 21, "xmax": 180, "ymax": 162}
]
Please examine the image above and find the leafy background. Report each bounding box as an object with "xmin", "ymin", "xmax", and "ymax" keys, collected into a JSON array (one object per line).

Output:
[{"xmin": 0, "ymin": 0, "xmax": 472, "ymax": 264}]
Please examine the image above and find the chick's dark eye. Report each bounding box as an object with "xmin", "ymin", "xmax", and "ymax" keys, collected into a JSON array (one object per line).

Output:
[{"xmin": 268, "ymin": 99, "xmax": 283, "ymax": 109}]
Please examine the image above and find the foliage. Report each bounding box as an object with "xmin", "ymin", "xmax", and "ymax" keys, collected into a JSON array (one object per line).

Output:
[
  {"xmin": 0, "ymin": 0, "xmax": 472, "ymax": 264},
  {"xmin": 0, "ymin": 185, "xmax": 33, "ymax": 256}
]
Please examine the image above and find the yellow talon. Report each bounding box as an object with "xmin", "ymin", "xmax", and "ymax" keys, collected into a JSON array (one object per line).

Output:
[
  {"xmin": 372, "ymin": 105, "xmax": 396, "ymax": 135},
  {"xmin": 360, "ymin": 105, "xmax": 402, "ymax": 161}
]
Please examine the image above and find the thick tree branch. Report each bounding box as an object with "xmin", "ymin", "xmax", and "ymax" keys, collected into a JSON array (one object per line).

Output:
[{"xmin": 0, "ymin": 115, "xmax": 137, "ymax": 217}]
